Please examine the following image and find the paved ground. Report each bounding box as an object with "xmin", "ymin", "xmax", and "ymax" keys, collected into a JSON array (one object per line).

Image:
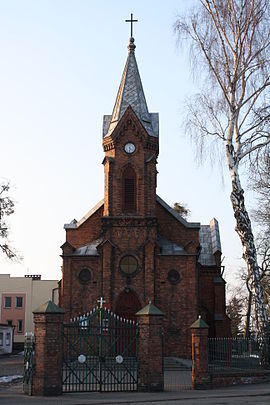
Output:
[
  {"xmin": 0, "ymin": 352, "xmax": 24, "ymax": 377},
  {"xmin": 1, "ymin": 382, "xmax": 270, "ymax": 404},
  {"xmin": 0, "ymin": 352, "xmax": 24, "ymax": 389},
  {"xmin": 1, "ymin": 354, "xmax": 270, "ymax": 404}
]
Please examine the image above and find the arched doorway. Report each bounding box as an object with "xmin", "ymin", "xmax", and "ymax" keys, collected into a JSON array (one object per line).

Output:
[
  {"xmin": 115, "ymin": 289, "xmax": 141, "ymax": 321},
  {"xmin": 115, "ymin": 289, "xmax": 141, "ymax": 355}
]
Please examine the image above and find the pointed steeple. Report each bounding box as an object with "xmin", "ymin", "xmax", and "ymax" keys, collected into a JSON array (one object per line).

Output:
[{"xmin": 103, "ymin": 36, "xmax": 159, "ymax": 138}]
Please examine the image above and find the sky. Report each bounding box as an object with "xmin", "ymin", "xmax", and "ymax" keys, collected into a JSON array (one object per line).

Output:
[{"xmin": 0, "ymin": 0, "xmax": 250, "ymax": 287}]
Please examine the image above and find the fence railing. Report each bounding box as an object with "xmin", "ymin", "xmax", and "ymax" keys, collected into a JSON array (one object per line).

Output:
[
  {"xmin": 208, "ymin": 337, "xmax": 265, "ymax": 373},
  {"xmin": 23, "ymin": 332, "xmax": 35, "ymax": 395}
]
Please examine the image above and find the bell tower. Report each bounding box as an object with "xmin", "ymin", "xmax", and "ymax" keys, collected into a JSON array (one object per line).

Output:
[{"xmin": 102, "ymin": 34, "xmax": 159, "ymax": 219}]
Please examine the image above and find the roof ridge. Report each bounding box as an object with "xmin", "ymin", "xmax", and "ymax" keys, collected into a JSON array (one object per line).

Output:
[
  {"xmin": 156, "ymin": 195, "xmax": 200, "ymax": 228},
  {"xmin": 64, "ymin": 199, "xmax": 104, "ymax": 229}
]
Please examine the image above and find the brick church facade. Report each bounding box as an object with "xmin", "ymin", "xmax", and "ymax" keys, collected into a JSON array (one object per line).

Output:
[{"xmin": 59, "ymin": 35, "xmax": 230, "ymax": 358}]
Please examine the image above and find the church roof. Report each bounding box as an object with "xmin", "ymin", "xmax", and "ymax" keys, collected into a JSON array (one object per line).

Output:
[
  {"xmin": 72, "ymin": 238, "xmax": 103, "ymax": 256},
  {"xmin": 103, "ymin": 37, "xmax": 159, "ymax": 138},
  {"xmin": 156, "ymin": 195, "xmax": 200, "ymax": 228},
  {"xmin": 63, "ymin": 197, "xmax": 221, "ymax": 265},
  {"xmin": 64, "ymin": 199, "xmax": 104, "ymax": 229}
]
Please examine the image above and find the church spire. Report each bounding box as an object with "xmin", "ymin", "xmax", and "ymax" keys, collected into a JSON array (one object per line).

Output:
[{"xmin": 102, "ymin": 18, "xmax": 159, "ymax": 138}]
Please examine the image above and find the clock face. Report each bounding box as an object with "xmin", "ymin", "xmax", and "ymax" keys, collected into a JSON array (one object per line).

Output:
[{"xmin": 124, "ymin": 143, "xmax": 136, "ymax": 154}]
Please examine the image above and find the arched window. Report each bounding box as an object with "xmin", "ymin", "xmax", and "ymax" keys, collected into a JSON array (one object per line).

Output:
[{"xmin": 123, "ymin": 166, "xmax": 136, "ymax": 213}]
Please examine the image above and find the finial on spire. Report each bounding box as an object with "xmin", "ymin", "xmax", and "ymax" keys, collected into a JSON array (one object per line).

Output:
[
  {"xmin": 125, "ymin": 13, "xmax": 138, "ymax": 38},
  {"xmin": 128, "ymin": 37, "xmax": 136, "ymax": 53}
]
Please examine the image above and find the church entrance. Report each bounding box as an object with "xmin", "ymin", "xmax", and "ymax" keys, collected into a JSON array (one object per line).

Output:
[
  {"xmin": 115, "ymin": 289, "xmax": 141, "ymax": 320},
  {"xmin": 62, "ymin": 302, "xmax": 138, "ymax": 392},
  {"xmin": 115, "ymin": 289, "xmax": 141, "ymax": 356}
]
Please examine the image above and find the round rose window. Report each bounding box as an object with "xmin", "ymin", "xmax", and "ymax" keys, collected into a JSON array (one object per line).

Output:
[
  {"xmin": 78, "ymin": 268, "xmax": 91, "ymax": 284},
  {"xmin": 120, "ymin": 255, "xmax": 138, "ymax": 275},
  {"xmin": 167, "ymin": 270, "xmax": 180, "ymax": 285}
]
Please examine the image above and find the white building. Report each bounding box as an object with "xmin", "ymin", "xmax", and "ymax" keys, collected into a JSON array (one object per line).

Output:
[{"xmin": 0, "ymin": 323, "xmax": 14, "ymax": 354}]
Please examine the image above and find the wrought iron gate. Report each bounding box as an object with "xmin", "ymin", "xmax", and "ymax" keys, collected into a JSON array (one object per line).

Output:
[
  {"xmin": 62, "ymin": 304, "xmax": 138, "ymax": 392},
  {"xmin": 23, "ymin": 333, "xmax": 35, "ymax": 395}
]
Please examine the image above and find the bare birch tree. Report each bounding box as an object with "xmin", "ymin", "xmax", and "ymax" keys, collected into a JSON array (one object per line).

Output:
[
  {"xmin": 252, "ymin": 150, "xmax": 270, "ymax": 243},
  {"xmin": 0, "ymin": 182, "xmax": 18, "ymax": 259},
  {"xmin": 174, "ymin": 0, "xmax": 270, "ymax": 341}
]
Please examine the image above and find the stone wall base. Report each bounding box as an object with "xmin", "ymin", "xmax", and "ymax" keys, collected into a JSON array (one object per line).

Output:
[
  {"xmin": 192, "ymin": 376, "xmax": 211, "ymax": 390},
  {"xmin": 211, "ymin": 371, "xmax": 270, "ymax": 388},
  {"xmin": 32, "ymin": 377, "xmax": 62, "ymax": 396},
  {"xmin": 138, "ymin": 379, "xmax": 164, "ymax": 392}
]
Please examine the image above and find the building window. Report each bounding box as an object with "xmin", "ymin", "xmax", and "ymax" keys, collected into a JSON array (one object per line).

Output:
[
  {"xmin": 17, "ymin": 320, "xmax": 23, "ymax": 333},
  {"xmin": 4, "ymin": 297, "xmax": 11, "ymax": 308},
  {"xmin": 16, "ymin": 296, "xmax": 23, "ymax": 308},
  {"xmin": 0, "ymin": 333, "xmax": 3, "ymax": 346},
  {"xmin": 123, "ymin": 167, "xmax": 136, "ymax": 213},
  {"xmin": 120, "ymin": 255, "xmax": 138, "ymax": 275},
  {"xmin": 78, "ymin": 268, "xmax": 91, "ymax": 284},
  {"xmin": 7, "ymin": 320, "xmax": 12, "ymax": 326},
  {"xmin": 167, "ymin": 270, "xmax": 181, "ymax": 285},
  {"xmin": 6, "ymin": 333, "xmax": 10, "ymax": 346}
]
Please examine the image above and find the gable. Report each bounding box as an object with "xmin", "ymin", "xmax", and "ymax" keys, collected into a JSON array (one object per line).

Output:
[
  {"xmin": 156, "ymin": 196, "xmax": 200, "ymax": 255},
  {"xmin": 64, "ymin": 199, "xmax": 104, "ymax": 229},
  {"xmin": 64, "ymin": 200, "xmax": 104, "ymax": 248},
  {"xmin": 156, "ymin": 195, "xmax": 200, "ymax": 229},
  {"xmin": 103, "ymin": 106, "xmax": 154, "ymax": 149},
  {"xmin": 156, "ymin": 195, "xmax": 222, "ymax": 264}
]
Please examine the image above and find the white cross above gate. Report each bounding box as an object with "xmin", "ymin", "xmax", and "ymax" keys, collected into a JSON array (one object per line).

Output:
[{"xmin": 97, "ymin": 297, "xmax": 106, "ymax": 309}]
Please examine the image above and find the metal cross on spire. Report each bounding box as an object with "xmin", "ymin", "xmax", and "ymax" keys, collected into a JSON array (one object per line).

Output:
[{"xmin": 125, "ymin": 13, "xmax": 138, "ymax": 38}]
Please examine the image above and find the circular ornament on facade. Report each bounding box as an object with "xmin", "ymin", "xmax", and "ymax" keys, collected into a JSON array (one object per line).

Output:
[
  {"xmin": 124, "ymin": 142, "xmax": 136, "ymax": 154},
  {"xmin": 78, "ymin": 354, "xmax": 86, "ymax": 364},
  {"xmin": 120, "ymin": 255, "xmax": 138, "ymax": 275},
  {"xmin": 116, "ymin": 355, "xmax": 124, "ymax": 364},
  {"xmin": 78, "ymin": 268, "xmax": 91, "ymax": 284},
  {"xmin": 167, "ymin": 270, "xmax": 181, "ymax": 285}
]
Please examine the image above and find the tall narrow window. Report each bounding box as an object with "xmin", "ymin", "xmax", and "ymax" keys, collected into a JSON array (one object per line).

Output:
[
  {"xmin": 4, "ymin": 297, "xmax": 11, "ymax": 308},
  {"xmin": 16, "ymin": 297, "xmax": 23, "ymax": 308},
  {"xmin": 17, "ymin": 320, "xmax": 23, "ymax": 333},
  {"xmin": 6, "ymin": 333, "xmax": 10, "ymax": 345},
  {"xmin": 123, "ymin": 167, "xmax": 136, "ymax": 213}
]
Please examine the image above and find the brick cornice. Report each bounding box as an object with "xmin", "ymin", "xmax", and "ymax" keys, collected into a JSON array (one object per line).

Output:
[{"xmin": 102, "ymin": 216, "xmax": 157, "ymax": 229}]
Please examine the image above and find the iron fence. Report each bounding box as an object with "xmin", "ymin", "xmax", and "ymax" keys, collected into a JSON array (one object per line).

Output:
[
  {"xmin": 23, "ymin": 332, "xmax": 35, "ymax": 395},
  {"xmin": 164, "ymin": 357, "xmax": 192, "ymax": 391},
  {"xmin": 62, "ymin": 306, "xmax": 138, "ymax": 392},
  {"xmin": 208, "ymin": 337, "xmax": 265, "ymax": 372}
]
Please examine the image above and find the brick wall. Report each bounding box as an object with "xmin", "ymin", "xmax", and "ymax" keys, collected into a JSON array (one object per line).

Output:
[
  {"xmin": 66, "ymin": 206, "xmax": 103, "ymax": 248},
  {"xmin": 32, "ymin": 310, "xmax": 64, "ymax": 396}
]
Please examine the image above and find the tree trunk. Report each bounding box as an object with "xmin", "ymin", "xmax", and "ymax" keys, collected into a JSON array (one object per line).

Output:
[
  {"xmin": 229, "ymin": 172, "xmax": 268, "ymax": 334},
  {"xmin": 244, "ymin": 286, "xmax": 252, "ymax": 339},
  {"xmin": 227, "ymin": 146, "xmax": 269, "ymax": 364}
]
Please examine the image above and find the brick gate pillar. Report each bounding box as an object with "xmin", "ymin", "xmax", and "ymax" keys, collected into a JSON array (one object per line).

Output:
[
  {"xmin": 190, "ymin": 316, "xmax": 210, "ymax": 389},
  {"xmin": 32, "ymin": 300, "xmax": 65, "ymax": 396},
  {"xmin": 136, "ymin": 302, "xmax": 164, "ymax": 391}
]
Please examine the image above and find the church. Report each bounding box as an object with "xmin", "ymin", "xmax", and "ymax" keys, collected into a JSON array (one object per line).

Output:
[{"xmin": 59, "ymin": 30, "xmax": 230, "ymax": 358}]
